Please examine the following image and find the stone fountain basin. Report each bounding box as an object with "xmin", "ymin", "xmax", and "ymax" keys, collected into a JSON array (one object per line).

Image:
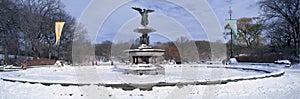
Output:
[
  {"xmin": 134, "ymin": 26, "xmax": 156, "ymax": 34},
  {"xmin": 125, "ymin": 49, "xmax": 166, "ymax": 56}
]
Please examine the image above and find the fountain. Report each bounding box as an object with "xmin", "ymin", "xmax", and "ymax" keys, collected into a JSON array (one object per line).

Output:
[{"xmin": 123, "ymin": 7, "xmax": 166, "ymax": 75}]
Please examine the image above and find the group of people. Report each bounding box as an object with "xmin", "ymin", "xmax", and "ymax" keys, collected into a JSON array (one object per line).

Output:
[
  {"xmin": 162, "ymin": 58, "xmax": 176, "ymax": 65},
  {"xmin": 92, "ymin": 60, "xmax": 114, "ymax": 66}
]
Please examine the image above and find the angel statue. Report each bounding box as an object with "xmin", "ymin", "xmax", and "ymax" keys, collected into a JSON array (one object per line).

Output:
[{"xmin": 132, "ymin": 7, "xmax": 154, "ymax": 26}]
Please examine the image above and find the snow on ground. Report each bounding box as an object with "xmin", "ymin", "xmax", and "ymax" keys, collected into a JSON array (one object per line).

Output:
[
  {"xmin": 0, "ymin": 65, "xmax": 264, "ymax": 84},
  {"xmin": 0, "ymin": 64, "xmax": 299, "ymax": 98}
]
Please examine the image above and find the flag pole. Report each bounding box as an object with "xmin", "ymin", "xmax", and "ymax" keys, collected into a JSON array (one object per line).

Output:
[
  {"xmin": 57, "ymin": 41, "xmax": 60, "ymax": 60},
  {"xmin": 229, "ymin": 6, "xmax": 234, "ymax": 58}
]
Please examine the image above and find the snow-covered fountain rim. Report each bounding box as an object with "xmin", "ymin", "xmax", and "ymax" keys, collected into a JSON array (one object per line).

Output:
[{"xmin": 0, "ymin": 65, "xmax": 285, "ymax": 90}]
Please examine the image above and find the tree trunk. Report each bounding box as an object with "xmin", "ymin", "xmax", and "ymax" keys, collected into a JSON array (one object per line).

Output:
[{"xmin": 4, "ymin": 31, "xmax": 9, "ymax": 64}]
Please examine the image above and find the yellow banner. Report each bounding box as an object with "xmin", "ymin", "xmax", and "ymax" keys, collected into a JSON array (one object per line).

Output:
[{"xmin": 55, "ymin": 22, "xmax": 65, "ymax": 44}]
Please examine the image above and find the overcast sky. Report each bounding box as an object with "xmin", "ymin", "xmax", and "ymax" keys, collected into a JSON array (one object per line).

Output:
[{"xmin": 62, "ymin": 0, "xmax": 261, "ymax": 44}]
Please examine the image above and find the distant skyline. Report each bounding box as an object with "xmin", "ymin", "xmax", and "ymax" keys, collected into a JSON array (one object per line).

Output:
[{"xmin": 62, "ymin": 0, "xmax": 261, "ymax": 43}]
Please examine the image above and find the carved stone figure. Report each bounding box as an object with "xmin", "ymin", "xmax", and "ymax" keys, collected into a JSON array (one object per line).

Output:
[
  {"xmin": 132, "ymin": 7, "xmax": 154, "ymax": 26},
  {"xmin": 140, "ymin": 34, "xmax": 149, "ymax": 45}
]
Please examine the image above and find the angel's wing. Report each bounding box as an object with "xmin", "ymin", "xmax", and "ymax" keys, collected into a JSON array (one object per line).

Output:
[
  {"xmin": 147, "ymin": 9, "xmax": 154, "ymax": 13},
  {"xmin": 132, "ymin": 7, "xmax": 142, "ymax": 12}
]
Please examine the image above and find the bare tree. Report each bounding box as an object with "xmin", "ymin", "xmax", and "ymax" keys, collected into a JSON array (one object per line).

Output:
[
  {"xmin": 259, "ymin": 0, "xmax": 300, "ymax": 57},
  {"xmin": 0, "ymin": 0, "xmax": 79, "ymax": 64},
  {"xmin": 18, "ymin": 0, "xmax": 63, "ymax": 58},
  {"xmin": 0, "ymin": 0, "xmax": 21, "ymax": 63},
  {"xmin": 95, "ymin": 40, "xmax": 112, "ymax": 59},
  {"xmin": 174, "ymin": 37, "xmax": 199, "ymax": 63}
]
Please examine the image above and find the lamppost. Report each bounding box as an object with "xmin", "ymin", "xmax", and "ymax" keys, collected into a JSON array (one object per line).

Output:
[{"xmin": 229, "ymin": 6, "xmax": 234, "ymax": 58}]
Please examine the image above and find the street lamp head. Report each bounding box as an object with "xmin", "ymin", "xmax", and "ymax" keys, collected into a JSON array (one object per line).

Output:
[{"xmin": 229, "ymin": 6, "xmax": 232, "ymax": 15}]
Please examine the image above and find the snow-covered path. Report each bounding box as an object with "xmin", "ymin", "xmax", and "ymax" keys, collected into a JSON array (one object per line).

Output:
[{"xmin": 210, "ymin": 68, "xmax": 300, "ymax": 98}]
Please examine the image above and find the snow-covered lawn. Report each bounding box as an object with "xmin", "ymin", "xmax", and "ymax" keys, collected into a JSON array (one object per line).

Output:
[{"xmin": 0, "ymin": 64, "xmax": 299, "ymax": 98}]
